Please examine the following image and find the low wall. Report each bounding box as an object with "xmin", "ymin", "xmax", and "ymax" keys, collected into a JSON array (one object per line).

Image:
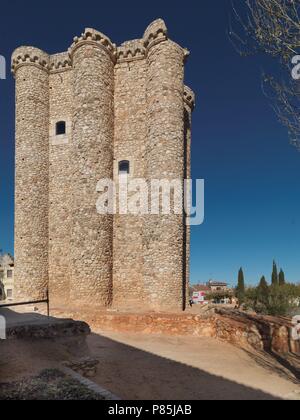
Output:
[
  {"xmin": 87, "ymin": 312, "xmax": 216, "ymax": 338},
  {"xmin": 5, "ymin": 319, "xmax": 90, "ymax": 340},
  {"xmin": 51, "ymin": 307, "xmax": 299, "ymax": 355},
  {"xmin": 215, "ymin": 309, "xmax": 300, "ymax": 355}
]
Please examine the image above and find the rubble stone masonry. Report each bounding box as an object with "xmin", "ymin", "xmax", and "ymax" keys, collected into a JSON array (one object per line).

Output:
[{"xmin": 12, "ymin": 19, "xmax": 195, "ymax": 310}]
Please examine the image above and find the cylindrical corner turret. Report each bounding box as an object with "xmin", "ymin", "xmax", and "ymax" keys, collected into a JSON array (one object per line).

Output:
[
  {"xmin": 12, "ymin": 46, "xmax": 49, "ymax": 76},
  {"xmin": 13, "ymin": 46, "xmax": 50, "ymax": 301},
  {"xmin": 144, "ymin": 34, "xmax": 187, "ymax": 310},
  {"xmin": 143, "ymin": 19, "xmax": 168, "ymax": 50},
  {"xmin": 184, "ymin": 86, "xmax": 196, "ymax": 113},
  {"xmin": 69, "ymin": 29, "xmax": 115, "ymax": 306},
  {"xmin": 183, "ymin": 85, "xmax": 195, "ymax": 307},
  {"xmin": 69, "ymin": 28, "xmax": 116, "ymax": 63}
]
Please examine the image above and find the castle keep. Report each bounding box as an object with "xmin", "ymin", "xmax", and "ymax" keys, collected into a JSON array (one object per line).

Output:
[{"xmin": 12, "ymin": 19, "xmax": 195, "ymax": 311}]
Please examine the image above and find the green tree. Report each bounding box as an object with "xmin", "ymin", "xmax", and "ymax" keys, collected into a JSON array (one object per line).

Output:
[
  {"xmin": 272, "ymin": 261, "xmax": 279, "ymax": 286},
  {"xmin": 266, "ymin": 283, "xmax": 299, "ymax": 316},
  {"xmin": 230, "ymin": 1, "xmax": 300, "ymax": 148},
  {"xmin": 279, "ymin": 269, "xmax": 286, "ymax": 286},
  {"xmin": 245, "ymin": 282, "xmax": 300, "ymax": 317},
  {"xmin": 259, "ymin": 276, "xmax": 268, "ymax": 289},
  {"xmin": 236, "ymin": 268, "xmax": 245, "ymax": 306},
  {"xmin": 206, "ymin": 290, "xmax": 234, "ymax": 302},
  {"xmin": 257, "ymin": 276, "xmax": 269, "ymax": 308}
]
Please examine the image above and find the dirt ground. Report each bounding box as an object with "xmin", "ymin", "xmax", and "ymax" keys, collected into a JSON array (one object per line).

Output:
[
  {"xmin": 1, "ymin": 323, "xmax": 300, "ymax": 400},
  {"xmin": 86, "ymin": 331, "xmax": 300, "ymax": 400}
]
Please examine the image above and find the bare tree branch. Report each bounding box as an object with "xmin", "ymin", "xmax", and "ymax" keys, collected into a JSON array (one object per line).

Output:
[{"xmin": 230, "ymin": 0, "xmax": 300, "ymax": 148}]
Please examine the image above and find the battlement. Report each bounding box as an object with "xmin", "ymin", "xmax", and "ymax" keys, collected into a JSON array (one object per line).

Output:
[
  {"xmin": 143, "ymin": 18, "xmax": 168, "ymax": 50},
  {"xmin": 11, "ymin": 47, "xmax": 49, "ymax": 75},
  {"xmin": 69, "ymin": 27, "xmax": 117, "ymax": 62},
  {"xmin": 184, "ymin": 86, "xmax": 196, "ymax": 111},
  {"xmin": 49, "ymin": 52, "xmax": 72, "ymax": 73},
  {"xmin": 12, "ymin": 19, "xmax": 191, "ymax": 75},
  {"xmin": 117, "ymin": 39, "xmax": 146, "ymax": 63}
]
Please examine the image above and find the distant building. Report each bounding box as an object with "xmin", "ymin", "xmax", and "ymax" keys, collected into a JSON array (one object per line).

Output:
[
  {"xmin": 191, "ymin": 281, "xmax": 231, "ymax": 305},
  {"xmin": 207, "ymin": 281, "xmax": 228, "ymax": 292},
  {"xmin": 192, "ymin": 284, "xmax": 211, "ymax": 293},
  {"xmin": 191, "ymin": 284, "xmax": 210, "ymax": 305},
  {"xmin": 0, "ymin": 254, "xmax": 14, "ymax": 301},
  {"xmin": 191, "ymin": 281, "xmax": 229, "ymax": 294}
]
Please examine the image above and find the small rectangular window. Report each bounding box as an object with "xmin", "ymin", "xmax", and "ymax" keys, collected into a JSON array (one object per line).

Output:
[
  {"xmin": 7, "ymin": 270, "xmax": 13, "ymax": 278},
  {"xmin": 56, "ymin": 121, "xmax": 66, "ymax": 136},
  {"xmin": 7, "ymin": 289, "xmax": 12, "ymax": 298},
  {"xmin": 119, "ymin": 160, "xmax": 130, "ymax": 175}
]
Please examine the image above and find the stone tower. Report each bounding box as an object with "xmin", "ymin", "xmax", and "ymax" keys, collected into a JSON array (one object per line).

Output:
[{"xmin": 12, "ymin": 19, "xmax": 195, "ymax": 311}]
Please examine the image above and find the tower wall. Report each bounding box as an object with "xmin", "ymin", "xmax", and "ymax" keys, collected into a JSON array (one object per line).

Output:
[
  {"xmin": 69, "ymin": 30, "xmax": 115, "ymax": 305},
  {"xmin": 113, "ymin": 41, "xmax": 148, "ymax": 308},
  {"xmin": 12, "ymin": 21, "xmax": 194, "ymax": 311},
  {"xmin": 183, "ymin": 86, "xmax": 195, "ymax": 306},
  {"xmin": 143, "ymin": 21, "xmax": 186, "ymax": 310},
  {"xmin": 12, "ymin": 47, "xmax": 50, "ymax": 301},
  {"xmin": 48, "ymin": 54, "xmax": 73, "ymax": 305}
]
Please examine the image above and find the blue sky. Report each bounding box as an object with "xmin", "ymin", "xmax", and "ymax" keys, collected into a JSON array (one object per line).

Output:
[{"xmin": 1, "ymin": 0, "xmax": 300, "ymax": 287}]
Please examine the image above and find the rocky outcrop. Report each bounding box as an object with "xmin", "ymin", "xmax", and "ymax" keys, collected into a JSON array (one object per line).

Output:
[
  {"xmin": 214, "ymin": 316, "xmax": 264, "ymax": 351},
  {"xmin": 215, "ymin": 309, "xmax": 300, "ymax": 355},
  {"xmin": 63, "ymin": 358, "xmax": 99, "ymax": 378},
  {"xmin": 5, "ymin": 319, "xmax": 90, "ymax": 340}
]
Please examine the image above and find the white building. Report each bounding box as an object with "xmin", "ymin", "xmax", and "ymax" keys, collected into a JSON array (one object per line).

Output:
[{"xmin": 0, "ymin": 254, "xmax": 14, "ymax": 301}]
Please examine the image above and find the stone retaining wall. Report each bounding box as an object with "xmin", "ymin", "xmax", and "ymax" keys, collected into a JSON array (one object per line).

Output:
[
  {"xmin": 5, "ymin": 319, "xmax": 90, "ymax": 340},
  {"xmin": 215, "ymin": 309, "xmax": 300, "ymax": 355},
  {"xmin": 52, "ymin": 308, "xmax": 299, "ymax": 355}
]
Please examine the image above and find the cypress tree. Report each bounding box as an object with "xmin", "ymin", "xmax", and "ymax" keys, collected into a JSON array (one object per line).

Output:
[
  {"xmin": 272, "ymin": 261, "xmax": 279, "ymax": 286},
  {"xmin": 279, "ymin": 269, "xmax": 286, "ymax": 286},
  {"xmin": 236, "ymin": 268, "xmax": 245, "ymax": 306},
  {"xmin": 257, "ymin": 276, "xmax": 269, "ymax": 306},
  {"xmin": 259, "ymin": 276, "xmax": 268, "ymax": 289}
]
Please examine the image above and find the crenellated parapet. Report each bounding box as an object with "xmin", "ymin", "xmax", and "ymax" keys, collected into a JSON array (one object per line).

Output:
[
  {"xmin": 184, "ymin": 86, "xmax": 196, "ymax": 111},
  {"xmin": 49, "ymin": 52, "xmax": 72, "ymax": 73},
  {"xmin": 12, "ymin": 19, "xmax": 191, "ymax": 73},
  {"xmin": 69, "ymin": 28, "xmax": 117, "ymax": 63},
  {"xmin": 117, "ymin": 40, "xmax": 146, "ymax": 63},
  {"xmin": 143, "ymin": 19, "xmax": 168, "ymax": 51},
  {"xmin": 12, "ymin": 47, "xmax": 72, "ymax": 76},
  {"xmin": 11, "ymin": 47, "xmax": 49, "ymax": 76},
  {"xmin": 116, "ymin": 19, "xmax": 168, "ymax": 64}
]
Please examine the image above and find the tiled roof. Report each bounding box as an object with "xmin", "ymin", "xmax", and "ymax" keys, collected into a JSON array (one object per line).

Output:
[{"xmin": 192, "ymin": 284, "xmax": 210, "ymax": 292}]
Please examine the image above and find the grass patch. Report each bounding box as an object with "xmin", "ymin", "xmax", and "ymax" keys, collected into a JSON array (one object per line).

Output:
[{"xmin": 0, "ymin": 369, "xmax": 105, "ymax": 400}]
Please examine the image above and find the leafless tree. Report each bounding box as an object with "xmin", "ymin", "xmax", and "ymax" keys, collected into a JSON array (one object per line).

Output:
[{"xmin": 229, "ymin": 0, "xmax": 300, "ymax": 148}]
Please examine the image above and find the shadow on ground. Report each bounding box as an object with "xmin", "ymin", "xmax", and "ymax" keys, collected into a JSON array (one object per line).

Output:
[
  {"xmin": 0, "ymin": 309, "xmax": 293, "ymax": 400},
  {"xmin": 244, "ymin": 348, "xmax": 300, "ymax": 382},
  {"xmin": 87, "ymin": 333, "xmax": 282, "ymax": 400}
]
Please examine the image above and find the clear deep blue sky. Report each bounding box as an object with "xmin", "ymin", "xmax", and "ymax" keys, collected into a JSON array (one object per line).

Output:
[{"xmin": 1, "ymin": 0, "xmax": 300, "ymax": 286}]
